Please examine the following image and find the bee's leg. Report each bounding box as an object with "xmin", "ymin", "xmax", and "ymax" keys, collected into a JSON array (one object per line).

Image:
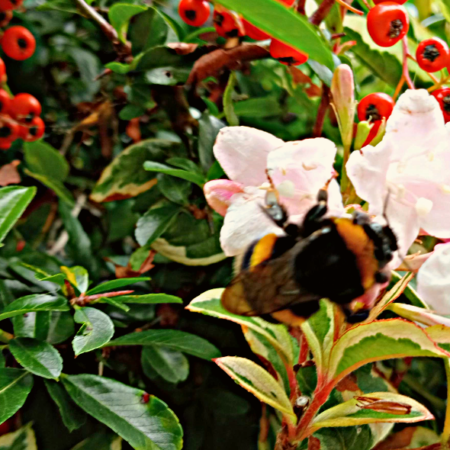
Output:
[{"xmin": 300, "ymin": 188, "xmax": 328, "ymax": 236}]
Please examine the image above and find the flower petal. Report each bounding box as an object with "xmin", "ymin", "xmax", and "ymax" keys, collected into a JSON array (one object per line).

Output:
[
  {"xmin": 417, "ymin": 243, "xmax": 450, "ymax": 314},
  {"xmin": 204, "ymin": 179, "xmax": 244, "ymax": 216},
  {"xmin": 346, "ymin": 141, "xmax": 393, "ymax": 214},
  {"xmin": 384, "ymin": 89, "xmax": 446, "ymax": 161},
  {"xmin": 213, "ymin": 126, "xmax": 284, "ymax": 185},
  {"xmin": 267, "ymin": 138, "xmax": 342, "ymax": 216},
  {"xmin": 220, "ymin": 191, "xmax": 284, "ymax": 257}
]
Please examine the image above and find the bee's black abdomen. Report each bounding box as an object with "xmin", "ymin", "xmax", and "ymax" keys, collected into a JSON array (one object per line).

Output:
[{"xmin": 293, "ymin": 225, "xmax": 365, "ymax": 305}]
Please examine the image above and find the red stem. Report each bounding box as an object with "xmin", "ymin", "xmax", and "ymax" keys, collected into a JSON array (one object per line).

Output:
[
  {"xmin": 72, "ymin": 290, "xmax": 135, "ymax": 306},
  {"xmin": 309, "ymin": 0, "xmax": 335, "ymax": 26},
  {"xmin": 312, "ymin": 85, "xmax": 330, "ymax": 137},
  {"xmin": 402, "ymin": 37, "xmax": 414, "ymax": 90}
]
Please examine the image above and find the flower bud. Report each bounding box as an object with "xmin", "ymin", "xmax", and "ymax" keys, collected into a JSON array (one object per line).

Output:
[
  {"xmin": 204, "ymin": 179, "xmax": 244, "ymax": 216},
  {"xmin": 330, "ymin": 64, "xmax": 356, "ymax": 152},
  {"xmin": 354, "ymin": 121, "xmax": 373, "ymax": 150}
]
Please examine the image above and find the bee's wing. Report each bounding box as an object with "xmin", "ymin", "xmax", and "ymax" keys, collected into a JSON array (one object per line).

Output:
[{"xmin": 222, "ymin": 243, "xmax": 320, "ymax": 316}]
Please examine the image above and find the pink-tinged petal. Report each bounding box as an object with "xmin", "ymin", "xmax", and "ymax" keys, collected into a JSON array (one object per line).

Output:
[
  {"xmin": 204, "ymin": 179, "xmax": 244, "ymax": 216},
  {"xmin": 346, "ymin": 141, "xmax": 393, "ymax": 214},
  {"xmin": 384, "ymin": 89, "xmax": 446, "ymax": 161},
  {"xmin": 213, "ymin": 126, "xmax": 284, "ymax": 185},
  {"xmin": 220, "ymin": 192, "xmax": 284, "ymax": 257},
  {"xmin": 385, "ymin": 199, "xmax": 421, "ymax": 269},
  {"xmin": 417, "ymin": 243, "xmax": 450, "ymax": 314},
  {"xmin": 267, "ymin": 138, "xmax": 341, "ymax": 216}
]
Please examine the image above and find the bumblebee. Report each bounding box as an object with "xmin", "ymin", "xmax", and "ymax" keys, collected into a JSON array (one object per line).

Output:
[{"xmin": 222, "ymin": 186, "xmax": 398, "ymax": 325}]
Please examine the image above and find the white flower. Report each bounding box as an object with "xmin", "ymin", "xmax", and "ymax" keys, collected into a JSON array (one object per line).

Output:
[
  {"xmin": 203, "ymin": 127, "xmax": 343, "ymax": 256},
  {"xmin": 347, "ymin": 89, "xmax": 450, "ymax": 267}
]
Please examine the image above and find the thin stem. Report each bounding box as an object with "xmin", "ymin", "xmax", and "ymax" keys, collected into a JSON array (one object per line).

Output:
[
  {"xmin": 393, "ymin": 74, "xmax": 405, "ymax": 101},
  {"xmin": 309, "ymin": 0, "xmax": 335, "ymax": 26},
  {"xmin": 296, "ymin": 0, "xmax": 306, "ymax": 15},
  {"xmin": 71, "ymin": 289, "xmax": 135, "ymax": 306},
  {"xmin": 406, "ymin": 53, "xmax": 439, "ymax": 84},
  {"xmin": 428, "ymin": 75, "xmax": 450, "ymax": 93},
  {"xmin": 442, "ymin": 358, "xmax": 450, "ymax": 447},
  {"xmin": 334, "ymin": 0, "xmax": 364, "ymax": 15},
  {"xmin": 0, "ymin": 329, "xmax": 13, "ymax": 343},
  {"xmin": 312, "ymin": 85, "xmax": 330, "ymax": 138},
  {"xmin": 402, "ymin": 37, "xmax": 414, "ymax": 90}
]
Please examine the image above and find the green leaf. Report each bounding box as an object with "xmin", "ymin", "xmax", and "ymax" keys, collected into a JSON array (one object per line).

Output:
[
  {"xmin": 141, "ymin": 346, "xmax": 189, "ymax": 384},
  {"xmin": 143, "ymin": 162, "xmax": 205, "ymax": 187},
  {"xmin": 70, "ymin": 433, "xmax": 123, "ymax": 450},
  {"xmin": 436, "ymin": 0, "xmax": 450, "ymax": 22},
  {"xmin": 135, "ymin": 204, "xmax": 181, "ymax": 246},
  {"xmin": 129, "ymin": 8, "xmax": 173, "ymax": 55},
  {"xmin": 198, "ymin": 114, "xmax": 225, "ymax": 172},
  {"xmin": 311, "ymin": 392, "xmax": 433, "ymax": 432},
  {"xmin": 216, "ymin": 356, "xmax": 296, "ymax": 424},
  {"xmin": 9, "ymin": 338, "xmax": 63, "ymax": 379},
  {"xmin": 45, "ymin": 380, "xmax": 87, "ymax": 432},
  {"xmin": 157, "ymin": 175, "xmax": 191, "ymax": 205},
  {"xmin": 115, "ymin": 293, "xmax": 182, "ymax": 304},
  {"xmin": 313, "ymin": 426, "xmax": 374, "ymax": 450},
  {"xmin": 234, "ymin": 97, "xmax": 282, "ymax": 118},
  {"xmin": 13, "ymin": 311, "xmax": 51, "ymax": 340},
  {"xmin": 87, "ymin": 277, "xmax": 150, "ymax": 295},
  {"xmin": 90, "ymin": 139, "xmax": 174, "ymax": 203},
  {"xmin": 0, "ymin": 369, "xmax": 33, "ymax": 423},
  {"xmin": 0, "ymin": 186, "xmax": 36, "ymax": 244},
  {"xmin": 223, "ymin": 72, "xmax": 239, "ymax": 126},
  {"xmin": 61, "ymin": 266, "xmax": 89, "ymax": 294},
  {"xmin": 216, "ymin": 0, "xmax": 334, "ymax": 69},
  {"xmin": 187, "ymin": 289, "xmax": 297, "ymax": 366},
  {"xmin": 47, "ymin": 311, "xmax": 75, "ymax": 345},
  {"xmin": 119, "ymin": 104, "xmax": 146, "ymax": 120},
  {"xmin": 108, "ymin": 4, "xmax": 147, "ymax": 44},
  {"xmin": 328, "ymin": 319, "xmax": 449, "ymax": 382},
  {"xmin": 0, "ymin": 423, "xmax": 37, "ymax": 449},
  {"xmin": 105, "ymin": 61, "xmax": 132, "ymax": 74},
  {"xmin": 73, "ymin": 307, "xmax": 114, "ymax": 356},
  {"xmin": 24, "ymin": 170, "xmax": 74, "ymax": 206},
  {"xmin": 0, "ymin": 294, "xmax": 69, "ymax": 322},
  {"xmin": 390, "ymin": 271, "xmax": 428, "ymax": 308},
  {"xmin": 59, "ymin": 203, "xmax": 97, "ymax": 275},
  {"xmin": 24, "ymin": 141, "xmax": 69, "ymax": 182},
  {"xmin": 99, "ymin": 297, "xmax": 130, "ymax": 312},
  {"xmin": 62, "ymin": 374, "xmax": 183, "ymax": 450},
  {"xmin": 107, "ymin": 329, "xmax": 220, "ymax": 360}
]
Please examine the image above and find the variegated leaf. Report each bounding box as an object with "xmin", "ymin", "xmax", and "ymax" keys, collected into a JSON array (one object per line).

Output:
[
  {"xmin": 311, "ymin": 392, "xmax": 433, "ymax": 432},
  {"xmin": 388, "ymin": 303, "xmax": 450, "ymax": 328},
  {"xmin": 187, "ymin": 289, "xmax": 298, "ymax": 365},
  {"xmin": 215, "ymin": 357, "xmax": 296, "ymax": 424},
  {"xmin": 328, "ymin": 319, "xmax": 449, "ymax": 382}
]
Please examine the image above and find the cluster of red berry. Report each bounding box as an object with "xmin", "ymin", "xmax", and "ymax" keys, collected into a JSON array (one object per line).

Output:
[
  {"xmin": 178, "ymin": 0, "xmax": 308, "ymax": 66},
  {"xmin": 0, "ymin": 70, "xmax": 44, "ymax": 150},
  {"xmin": 0, "ymin": 0, "xmax": 35, "ymax": 61}
]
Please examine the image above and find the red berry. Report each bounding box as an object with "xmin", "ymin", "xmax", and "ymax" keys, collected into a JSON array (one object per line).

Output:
[
  {"xmin": 0, "ymin": 140, "xmax": 11, "ymax": 150},
  {"xmin": 0, "ymin": 0, "xmax": 22, "ymax": 10},
  {"xmin": 19, "ymin": 116, "xmax": 45, "ymax": 141},
  {"xmin": 432, "ymin": 88, "xmax": 450, "ymax": 122},
  {"xmin": 0, "ymin": 119, "xmax": 18, "ymax": 145},
  {"xmin": 242, "ymin": 19, "xmax": 270, "ymax": 40},
  {"xmin": 270, "ymin": 39, "xmax": 309, "ymax": 66},
  {"xmin": 278, "ymin": 0, "xmax": 296, "ymax": 5},
  {"xmin": 373, "ymin": 0, "xmax": 407, "ymax": 4},
  {"xmin": 0, "ymin": 89, "xmax": 10, "ymax": 114},
  {"xmin": 178, "ymin": 0, "xmax": 210, "ymax": 27},
  {"xmin": 1, "ymin": 26, "xmax": 36, "ymax": 61},
  {"xmin": 0, "ymin": 10, "xmax": 13, "ymax": 28},
  {"xmin": 0, "ymin": 57, "xmax": 6, "ymax": 84},
  {"xmin": 213, "ymin": 9, "xmax": 244, "ymax": 38},
  {"xmin": 10, "ymin": 93, "xmax": 42, "ymax": 122},
  {"xmin": 367, "ymin": 3, "xmax": 409, "ymax": 48},
  {"xmin": 416, "ymin": 38, "xmax": 449, "ymax": 73},
  {"xmin": 357, "ymin": 93, "xmax": 395, "ymax": 123}
]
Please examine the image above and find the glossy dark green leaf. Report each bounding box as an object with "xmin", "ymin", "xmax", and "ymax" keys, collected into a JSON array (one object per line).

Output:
[
  {"xmin": 141, "ymin": 346, "xmax": 189, "ymax": 384},
  {"xmin": 9, "ymin": 338, "xmax": 63, "ymax": 379},
  {"xmin": 135, "ymin": 204, "xmax": 181, "ymax": 246},
  {"xmin": 61, "ymin": 266, "xmax": 89, "ymax": 294},
  {"xmin": 24, "ymin": 169, "xmax": 74, "ymax": 206},
  {"xmin": 24, "ymin": 141, "xmax": 69, "ymax": 182},
  {"xmin": 86, "ymin": 277, "xmax": 150, "ymax": 295},
  {"xmin": 223, "ymin": 72, "xmax": 239, "ymax": 126},
  {"xmin": 234, "ymin": 97, "xmax": 282, "ymax": 118},
  {"xmin": 0, "ymin": 368, "xmax": 33, "ymax": 423},
  {"xmin": 73, "ymin": 307, "xmax": 114, "ymax": 355},
  {"xmin": 98, "ymin": 296, "xmax": 130, "ymax": 312},
  {"xmin": 107, "ymin": 329, "xmax": 220, "ymax": 360},
  {"xmin": 0, "ymin": 294, "xmax": 69, "ymax": 322},
  {"xmin": 157, "ymin": 175, "xmax": 191, "ymax": 205},
  {"xmin": 47, "ymin": 311, "xmax": 75, "ymax": 345},
  {"xmin": 45, "ymin": 380, "xmax": 87, "ymax": 432},
  {"xmin": 70, "ymin": 432, "xmax": 122, "ymax": 449},
  {"xmin": 216, "ymin": 0, "xmax": 334, "ymax": 69},
  {"xmin": 115, "ymin": 293, "xmax": 182, "ymax": 304},
  {"xmin": 199, "ymin": 114, "xmax": 225, "ymax": 172},
  {"xmin": 13, "ymin": 311, "xmax": 51, "ymax": 340},
  {"xmin": 0, "ymin": 186, "xmax": 37, "ymax": 244},
  {"xmin": 143, "ymin": 162, "xmax": 205, "ymax": 186},
  {"xmin": 62, "ymin": 374, "xmax": 183, "ymax": 450},
  {"xmin": 108, "ymin": 3, "xmax": 147, "ymax": 43},
  {"xmin": 119, "ymin": 104, "xmax": 146, "ymax": 120}
]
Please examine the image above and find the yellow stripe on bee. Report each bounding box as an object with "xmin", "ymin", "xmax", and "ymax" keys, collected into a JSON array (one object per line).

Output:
[
  {"xmin": 334, "ymin": 218, "xmax": 378, "ymax": 290},
  {"xmin": 250, "ymin": 233, "xmax": 278, "ymax": 270}
]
